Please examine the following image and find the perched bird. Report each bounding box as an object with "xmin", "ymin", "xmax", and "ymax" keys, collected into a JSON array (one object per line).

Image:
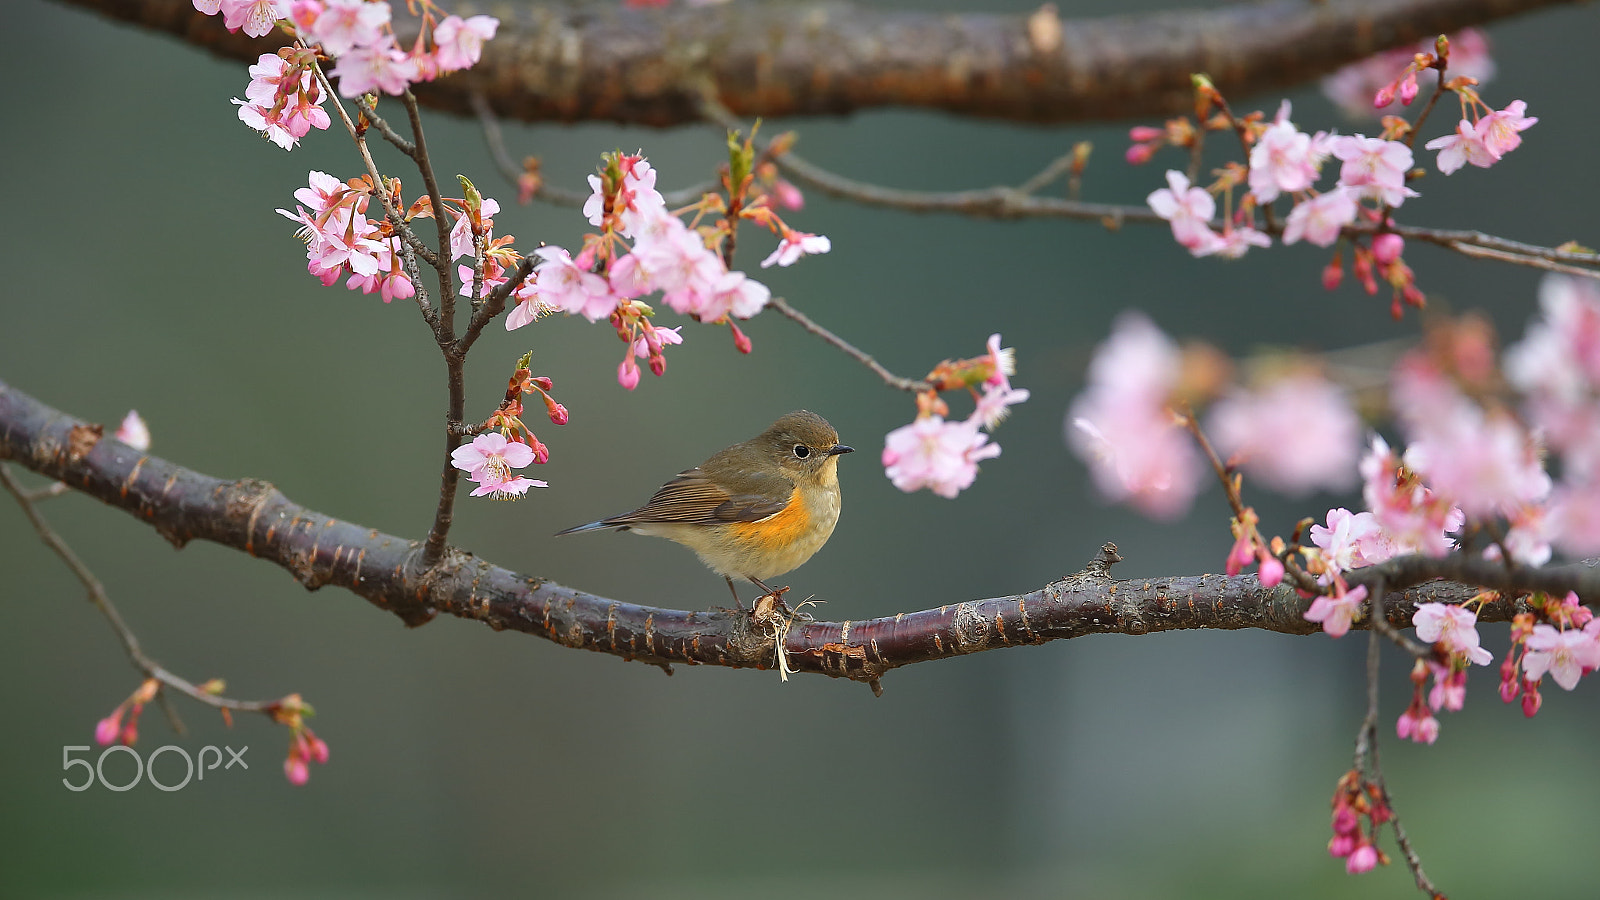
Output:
[{"xmin": 557, "ymin": 410, "xmax": 852, "ymax": 606}]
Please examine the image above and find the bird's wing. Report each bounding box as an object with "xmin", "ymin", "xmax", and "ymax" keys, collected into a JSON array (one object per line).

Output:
[{"xmin": 602, "ymin": 467, "xmax": 791, "ymax": 526}]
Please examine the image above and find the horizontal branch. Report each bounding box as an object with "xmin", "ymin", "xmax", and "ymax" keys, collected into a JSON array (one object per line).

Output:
[
  {"xmin": 61, "ymin": 0, "xmax": 1571, "ymax": 127},
  {"xmin": 3, "ymin": 379, "xmax": 1583, "ymax": 691}
]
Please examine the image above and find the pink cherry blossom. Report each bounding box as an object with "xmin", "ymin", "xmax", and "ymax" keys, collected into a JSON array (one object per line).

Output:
[
  {"xmin": 1248, "ymin": 102, "xmax": 1325, "ymax": 203},
  {"xmin": 1310, "ymin": 508, "xmax": 1391, "ymax": 575},
  {"xmin": 1425, "ymin": 120, "xmax": 1497, "ymax": 174},
  {"xmin": 300, "ymin": 0, "xmax": 389, "ymax": 56},
  {"xmin": 1427, "ymin": 662, "xmax": 1467, "ymax": 712},
  {"xmin": 1304, "ymin": 584, "xmax": 1368, "ymax": 638},
  {"xmin": 220, "ymin": 0, "xmax": 286, "ymax": 38},
  {"xmin": 1412, "ymin": 603, "xmax": 1493, "ymax": 665},
  {"xmin": 1359, "ymin": 436, "xmax": 1461, "ymax": 558},
  {"xmin": 760, "ymin": 232, "xmax": 832, "ymax": 268},
  {"xmin": 1207, "ymin": 373, "xmax": 1361, "ymax": 495},
  {"xmin": 1329, "ymin": 135, "xmax": 1419, "ymax": 207},
  {"xmin": 1400, "ymin": 404, "xmax": 1549, "ymax": 519},
  {"xmin": 449, "ymin": 197, "xmax": 499, "ymax": 260},
  {"xmin": 1395, "ymin": 706, "xmax": 1439, "ymax": 744},
  {"xmin": 529, "ymin": 246, "xmax": 618, "ymax": 322},
  {"xmin": 115, "ymin": 410, "xmax": 151, "ymax": 451},
  {"xmin": 632, "ymin": 325, "xmax": 684, "ymax": 357},
  {"xmin": 882, "ymin": 415, "xmax": 1001, "ymax": 498},
  {"xmin": 1282, "ymin": 189, "xmax": 1358, "ymax": 247},
  {"xmin": 433, "ymin": 15, "xmax": 499, "ymax": 72},
  {"xmin": 450, "ymin": 433, "xmax": 546, "ymax": 498},
  {"xmin": 1477, "ymin": 100, "xmax": 1536, "ymax": 158},
  {"xmin": 1198, "ymin": 224, "xmax": 1271, "ymax": 259},
  {"xmin": 1147, "ymin": 170, "xmax": 1219, "ymax": 253},
  {"xmin": 1522, "ymin": 624, "xmax": 1600, "ymax": 690},
  {"xmin": 1067, "ymin": 313, "xmax": 1201, "ymax": 519},
  {"xmin": 328, "ymin": 35, "xmax": 418, "ymax": 96}
]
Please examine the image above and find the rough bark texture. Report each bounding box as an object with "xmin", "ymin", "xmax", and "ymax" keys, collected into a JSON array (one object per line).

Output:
[
  {"xmin": 5, "ymin": 379, "xmax": 1571, "ymax": 692},
  {"xmin": 59, "ymin": 0, "xmax": 1569, "ymax": 126}
]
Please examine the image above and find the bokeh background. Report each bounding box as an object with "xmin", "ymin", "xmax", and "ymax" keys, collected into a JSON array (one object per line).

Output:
[{"xmin": 4, "ymin": 0, "xmax": 1598, "ymax": 896}]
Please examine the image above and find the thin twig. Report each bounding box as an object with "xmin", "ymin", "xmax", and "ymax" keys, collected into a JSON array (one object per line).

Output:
[
  {"xmin": 0, "ymin": 463, "xmax": 276, "ymax": 715},
  {"xmin": 765, "ymin": 296, "xmax": 929, "ymax": 393},
  {"xmin": 469, "ymin": 91, "xmax": 715, "ymax": 209}
]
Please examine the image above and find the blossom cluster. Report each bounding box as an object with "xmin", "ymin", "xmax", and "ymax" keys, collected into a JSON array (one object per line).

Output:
[
  {"xmin": 198, "ymin": 0, "xmax": 498, "ymax": 99},
  {"xmin": 506, "ymin": 150, "xmax": 829, "ymax": 391},
  {"xmin": 450, "ymin": 356, "xmax": 565, "ymax": 498},
  {"xmin": 277, "ymin": 170, "xmax": 418, "ymax": 301},
  {"xmin": 1136, "ymin": 34, "xmax": 1534, "ymax": 317},
  {"xmin": 882, "ymin": 334, "xmax": 1029, "ymax": 498}
]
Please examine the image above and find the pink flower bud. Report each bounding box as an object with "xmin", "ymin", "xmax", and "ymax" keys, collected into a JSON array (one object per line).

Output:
[
  {"xmin": 284, "ymin": 755, "xmax": 310, "ymax": 785},
  {"xmin": 1124, "ymin": 143, "xmax": 1156, "ymax": 166},
  {"xmin": 730, "ymin": 323, "xmax": 753, "ymax": 355},
  {"xmin": 1321, "ymin": 255, "xmax": 1344, "ymax": 291},
  {"xmin": 530, "ymin": 438, "xmax": 550, "ymax": 465},
  {"xmin": 1373, "ymin": 83, "xmax": 1397, "ymax": 109},
  {"xmin": 1257, "ymin": 555, "xmax": 1285, "ymax": 588},
  {"xmin": 530, "ymin": 376, "xmax": 554, "ymax": 392},
  {"xmin": 617, "ymin": 358, "xmax": 640, "ymax": 391},
  {"xmin": 1327, "ymin": 833, "xmax": 1357, "ymax": 858},
  {"xmin": 543, "ymin": 395, "xmax": 569, "ymax": 425},
  {"xmin": 308, "ymin": 736, "xmax": 330, "ymax": 765},
  {"xmin": 1399, "ymin": 72, "xmax": 1419, "ymax": 105},
  {"xmin": 1331, "ymin": 806, "xmax": 1360, "ymax": 835},
  {"xmin": 648, "ymin": 355, "xmax": 666, "ymax": 376},
  {"xmin": 1345, "ymin": 843, "xmax": 1379, "ymax": 874},
  {"xmin": 120, "ymin": 721, "xmax": 139, "ymax": 746},
  {"xmin": 1128, "ymin": 125, "xmax": 1165, "ymax": 142},
  {"xmin": 1521, "ymin": 686, "xmax": 1542, "ymax": 717},
  {"xmin": 94, "ymin": 714, "xmax": 122, "ymax": 747},
  {"xmin": 1372, "ymin": 233, "xmax": 1404, "ymax": 265},
  {"xmin": 772, "ymin": 179, "xmax": 805, "ymax": 211}
]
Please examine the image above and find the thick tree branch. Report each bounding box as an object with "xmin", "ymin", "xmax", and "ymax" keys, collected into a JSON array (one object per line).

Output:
[
  {"xmin": 8, "ymin": 379, "xmax": 1590, "ymax": 693},
  {"xmin": 59, "ymin": 0, "xmax": 1573, "ymax": 127}
]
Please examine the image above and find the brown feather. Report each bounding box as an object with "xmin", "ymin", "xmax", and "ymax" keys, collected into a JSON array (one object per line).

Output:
[{"xmin": 600, "ymin": 467, "xmax": 790, "ymax": 526}]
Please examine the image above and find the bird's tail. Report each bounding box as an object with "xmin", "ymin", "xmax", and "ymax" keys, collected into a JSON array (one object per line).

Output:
[{"xmin": 554, "ymin": 520, "xmax": 618, "ymax": 536}]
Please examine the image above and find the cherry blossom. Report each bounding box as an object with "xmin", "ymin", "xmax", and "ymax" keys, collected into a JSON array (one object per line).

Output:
[
  {"xmin": 1328, "ymin": 135, "xmax": 1419, "ymax": 207},
  {"xmin": 1147, "ymin": 170, "xmax": 1219, "ymax": 254},
  {"xmin": 760, "ymin": 231, "xmax": 832, "ymax": 268},
  {"xmin": 433, "ymin": 15, "xmax": 499, "ymax": 72},
  {"xmin": 1412, "ymin": 603, "xmax": 1493, "ymax": 665},
  {"xmin": 299, "ymin": 0, "xmax": 389, "ymax": 56},
  {"xmin": 1522, "ymin": 624, "xmax": 1600, "ymax": 691},
  {"xmin": 1305, "ymin": 584, "xmax": 1369, "ymax": 639},
  {"xmin": 1425, "ymin": 120, "xmax": 1497, "ymax": 174},
  {"xmin": 1207, "ymin": 373, "xmax": 1361, "ymax": 495},
  {"xmin": 450, "ymin": 433, "xmax": 546, "ymax": 498},
  {"xmin": 1282, "ymin": 189, "xmax": 1358, "ymax": 247},
  {"xmin": 1248, "ymin": 102, "xmax": 1324, "ymax": 203},
  {"xmin": 882, "ymin": 415, "xmax": 1000, "ymax": 498}
]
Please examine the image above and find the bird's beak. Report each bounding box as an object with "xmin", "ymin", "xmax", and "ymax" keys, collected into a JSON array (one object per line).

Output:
[{"xmin": 827, "ymin": 444, "xmax": 854, "ymax": 456}]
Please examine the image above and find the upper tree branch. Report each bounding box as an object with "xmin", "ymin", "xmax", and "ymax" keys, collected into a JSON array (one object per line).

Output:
[
  {"xmin": 8, "ymin": 379, "xmax": 1592, "ymax": 692},
  {"xmin": 59, "ymin": 0, "xmax": 1573, "ymax": 127}
]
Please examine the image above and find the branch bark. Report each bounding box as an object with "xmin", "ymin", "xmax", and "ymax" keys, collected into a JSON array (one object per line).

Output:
[
  {"xmin": 59, "ymin": 0, "xmax": 1572, "ymax": 127},
  {"xmin": 9, "ymin": 379, "xmax": 1593, "ymax": 693}
]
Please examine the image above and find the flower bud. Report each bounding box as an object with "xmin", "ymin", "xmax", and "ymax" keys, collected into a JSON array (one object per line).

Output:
[{"xmin": 1372, "ymin": 233, "xmax": 1404, "ymax": 265}]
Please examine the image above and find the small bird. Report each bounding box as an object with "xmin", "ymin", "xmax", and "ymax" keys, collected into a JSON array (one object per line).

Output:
[{"xmin": 557, "ymin": 410, "xmax": 852, "ymax": 606}]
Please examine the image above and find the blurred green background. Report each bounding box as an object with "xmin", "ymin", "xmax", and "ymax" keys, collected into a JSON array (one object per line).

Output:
[{"xmin": 4, "ymin": 0, "xmax": 1598, "ymax": 896}]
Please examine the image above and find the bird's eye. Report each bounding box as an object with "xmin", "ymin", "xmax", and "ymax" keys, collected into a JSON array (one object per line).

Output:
[{"xmin": 792, "ymin": 444, "xmax": 811, "ymax": 459}]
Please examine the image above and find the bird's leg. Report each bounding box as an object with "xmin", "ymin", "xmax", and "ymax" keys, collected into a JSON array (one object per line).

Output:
[
  {"xmin": 747, "ymin": 575, "xmax": 791, "ymax": 615},
  {"xmin": 724, "ymin": 575, "xmax": 746, "ymax": 610}
]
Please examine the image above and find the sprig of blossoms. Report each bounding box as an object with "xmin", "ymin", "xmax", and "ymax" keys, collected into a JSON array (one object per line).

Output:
[
  {"xmin": 277, "ymin": 170, "xmax": 416, "ymax": 302},
  {"xmin": 883, "ymin": 334, "xmax": 1029, "ymax": 498},
  {"xmin": 453, "ymin": 353, "xmax": 564, "ymax": 500},
  {"xmin": 196, "ymin": 0, "xmax": 501, "ymax": 103},
  {"xmin": 1132, "ymin": 36, "xmax": 1534, "ymax": 319},
  {"xmin": 511, "ymin": 144, "xmax": 830, "ymax": 390}
]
